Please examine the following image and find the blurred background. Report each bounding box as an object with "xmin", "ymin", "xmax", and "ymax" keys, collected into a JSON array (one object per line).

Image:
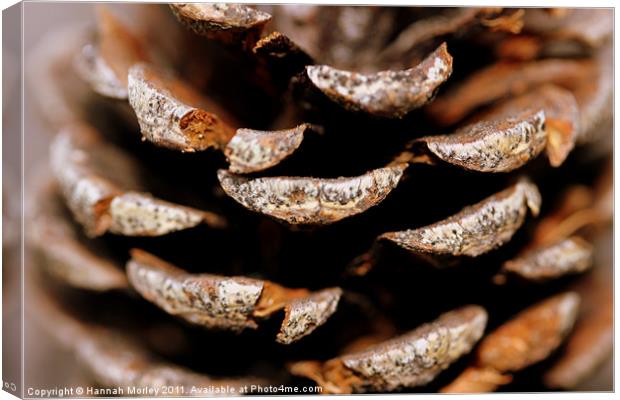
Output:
[{"xmin": 4, "ymin": 3, "xmax": 97, "ymax": 393}]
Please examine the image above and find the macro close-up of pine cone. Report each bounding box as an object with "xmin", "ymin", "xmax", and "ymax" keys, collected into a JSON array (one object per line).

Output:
[{"xmin": 12, "ymin": 3, "xmax": 613, "ymax": 396}]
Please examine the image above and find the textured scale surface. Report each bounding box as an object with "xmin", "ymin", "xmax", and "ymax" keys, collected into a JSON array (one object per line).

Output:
[
  {"xmin": 50, "ymin": 124, "xmax": 225, "ymax": 237},
  {"xmin": 277, "ymin": 288, "xmax": 342, "ymax": 344},
  {"xmin": 290, "ymin": 306, "xmax": 487, "ymax": 393},
  {"xmin": 127, "ymin": 249, "xmax": 341, "ymax": 340},
  {"xmin": 127, "ymin": 249, "xmax": 266, "ymax": 330},
  {"xmin": 415, "ymin": 109, "xmax": 547, "ymax": 172},
  {"xmin": 128, "ymin": 63, "xmax": 236, "ymax": 152},
  {"xmin": 306, "ymin": 43, "xmax": 453, "ymax": 118},
  {"xmin": 380, "ymin": 179, "xmax": 541, "ymax": 257},
  {"xmin": 225, "ymin": 124, "xmax": 309, "ymax": 174},
  {"xmin": 218, "ymin": 165, "xmax": 406, "ymax": 224}
]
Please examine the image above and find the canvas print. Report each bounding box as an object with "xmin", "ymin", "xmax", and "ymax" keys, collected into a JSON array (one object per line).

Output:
[{"xmin": 2, "ymin": 3, "xmax": 613, "ymax": 397}]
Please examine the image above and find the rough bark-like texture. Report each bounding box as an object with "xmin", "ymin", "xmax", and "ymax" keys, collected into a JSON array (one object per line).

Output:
[
  {"xmin": 50, "ymin": 127, "xmax": 122, "ymax": 236},
  {"xmin": 127, "ymin": 249, "xmax": 266, "ymax": 331},
  {"xmin": 225, "ymin": 124, "xmax": 309, "ymax": 174},
  {"xmin": 277, "ymin": 288, "xmax": 342, "ymax": 344},
  {"xmin": 413, "ymin": 109, "xmax": 546, "ymax": 172},
  {"xmin": 218, "ymin": 164, "xmax": 406, "ymax": 225},
  {"xmin": 170, "ymin": 3, "xmax": 271, "ymax": 50},
  {"xmin": 128, "ymin": 63, "xmax": 236, "ymax": 152},
  {"xmin": 476, "ymin": 85, "xmax": 579, "ymax": 167},
  {"xmin": 50, "ymin": 124, "xmax": 225, "ymax": 236},
  {"xmin": 127, "ymin": 249, "xmax": 341, "ymax": 341},
  {"xmin": 476, "ymin": 292, "xmax": 580, "ymax": 373},
  {"xmin": 25, "ymin": 4, "xmax": 613, "ymax": 394},
  {"xmin": 380, "ymin": 179, "xmax": 541, "ymax": 257},
  {"xmin": 107, "ymin": 192, "xmax": 214, "ymax": 236},
  {"xmin": 290, "ymin": 305, "xmax": 487, "ymax": 393},
  {"xmin": 341, "ymin": 306, "xmax": 487, "ymax": 391},
  {"xmin": 502, "ymin": 236, "xmax": 593, "ymax": 281},
  {"xmin": 306, "ymin": 43, "xmax": 453, "ymax": 118},
  {"xmin": 427, "ymin": 58, "xmax": 592, "ymax": 126}
]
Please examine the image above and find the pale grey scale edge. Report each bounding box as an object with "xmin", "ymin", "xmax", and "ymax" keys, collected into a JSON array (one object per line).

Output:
[
  {"xmin": 51, "ymin": 130, "xmax": 215, "ymax": 236},
  {"xmin": 127, "ymin": 259, "xmax": 192, "ymax": 316},
  {"xmin": 423, "ymin": 110, "xmax": 547, "ymax": 172},
  {"xmin": 305, "ymin": 45, "xmax": 452, "ymax": 117},
  {"xmin": 382, "ymin": 180, "xmax": 541, "ymax": 256},
  {"xmin": 341, "ymin": 306, "xmax": 487, "ymax": 391},
  {"xmin": 127, "ymin": 259, "xmax": 264, "ymax": 330},
  {"xmin": 49, "ymin": 132, "xmax": 117, "ymax": 235},
  {"xmin": 385, "ymin": 194, "xmax": 525, "ymax": 255},
  {"xmin": 317, "ymin": 166, "xmax": 405, "ymax": 209},
  {"xmin": 217, "ymin": 166, "xmax": 405, "ymax": 224},
  {"xmin": 226, "ymin": 125, "xmax": 306, "ymax": 173},
  {"xmin": 217, "ymin": 171, "xmax": 319, "ymax": 222},
  {"xmin": 108, "ymin": 192, "xmax": 206, "ymax": 236},
  {"xmin": 276, "ymin": 288, "xmax": 342, "ymax": 344},
  {"xmin": 127, "ymin": 64, "xmax": 193, "ymax": 150},
  {"xmin": 172, "ymin": 3, "xmax": 271, "ymax": 30}
]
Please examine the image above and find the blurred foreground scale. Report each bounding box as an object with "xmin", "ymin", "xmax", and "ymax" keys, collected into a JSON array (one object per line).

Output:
[{"xmin": 25, "ymin": 3, "xmax": 612, "ymax": 394}]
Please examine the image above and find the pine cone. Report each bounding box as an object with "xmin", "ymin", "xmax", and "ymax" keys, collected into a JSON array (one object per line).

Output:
[{"xmin": 25, "ymin": 4, "xmax": 612, "ymax": 395}]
